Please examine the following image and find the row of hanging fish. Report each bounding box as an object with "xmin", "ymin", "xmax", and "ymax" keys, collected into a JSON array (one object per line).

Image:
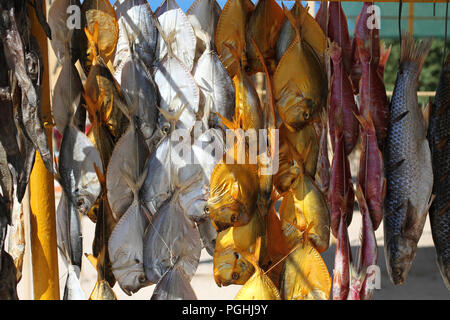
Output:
[{"xmin": 0, "ymin": 0, "xmax": 53, "ymax": 300}]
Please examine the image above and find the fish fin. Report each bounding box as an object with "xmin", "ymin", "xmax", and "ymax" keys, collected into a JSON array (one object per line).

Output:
[
  {"xmin": 85, "ymin": 253, "xmax": 97, "ymax": 269},
  {"xmin": 223, "ymin": 43, "xmax": 242, "ymax": 71},
  {"xmin": 378, "ymin": 42, "xmax": 392, "ymax": 76},
  {"xmin": 157, "ymin": 104, "xmax": 186, "ymax": 127},
  {"xmin": 400, "ymin": 33, "xmax": 432, "ymax": 77},
  {"xmin": 422, "ymin": 100, "xmax": 431, "ymax": 131},
  {"xmin": 356, "ymin": 37, "xmax": 372, "ymax": 64},
  {"xmin": 216, "ymin": 112, "xmax": 237, "ymax": 131},
  {"xmin": 84, "ymin": 23, "xmax": 99, "ymax": 60},
  {"xmin": 392, "ymin": 110, "xmax": 409, "ymax": 124},
  {"xmin": 235, "ymin": 237, "xmax": 263, "ymax": 270},
  {"xmin": 282, "ymin": 3, "xmax": 302, "ymax": 43},
  {"xmin": 151, "ymin": 9, "xmax": 175, "ymax": 57},
  {"xmin": 353, "ymin": 111, "xmax": 375, "ymax": 133},
  {"xmin": 388, "ymin": 159, "xmax": 405, "ymax": 172}
]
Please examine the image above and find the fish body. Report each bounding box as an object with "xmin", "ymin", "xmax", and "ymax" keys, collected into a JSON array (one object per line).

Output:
[
  {"xmin": 332, "ymin": 212, "xmax": 350, "ymax": 300},
  {"xmin": 213, "ymin": 211, "xmax": 265, "ymax": 286},
  {"xmin": 327, "ymin": 2, "xmax": 352, "ymax": 75},
  {"xmin": 215, "ymin": 0, "xmax": 255, "ymax": 78},
  {"xmin": 113, "ymin": 0, "xmax": 158, "ymax": 71},
  {"xmin": 357, "ymin": 39, "xmax": 389, "ymax": 152},
  {"xmin": 355, "ymin": 188, "xmax": 378, "ymax": 300},
  {"xmin": 329, "ymin": 42, "xmax": 359, "ymax": 155},
  {"xmin": 156, "ymin": 2, "xmax": 197, "ymax": 72},
  {"xmin": 193, "ymin": 49, "xmax": 235, "ymax": 131},
  {"xmin": 245, "ymin": 0, "xmax": 284, "ymax": 74},
  {"xmin": 276, "ymin": 1, "xmax": 326, "ymax": 65},
  {"xmin": 187, "ymin": 0, "xmax": 221, "ymax": 54},
  {"xmin": 356, "ymin": 114, "xmax": 386, "ymax": 231},
  {"xmin": 151, "ymin": 260, "xmax": 197, "ymax": 300},
  {"xmin": 80, "ymin": 0, "xmax": 119, "ymax": 74},
  {"xmin": 63, "ymin": 264, "xmax": 86, "ymax": 300},
  {"xmin": 143, "ymin": 194, "xmax": 202, "ymax": 285},
  {"xmin": 280, "ymin": 242, "xmax": 331, "ymax": 300},
  {"xmin": 383, "ymin": 35, "xmax": 433, "ymax": 285},
  {"xmin": 279, "ymin": 172, "xmax": 330, "ymax": 252},
  {"xmin": 329, "ymin": 132, "xmax": 354, "ymax": 238},
  {"xmin": 427, "ymin": 53, "xmax": 450, "ymax": 289}
]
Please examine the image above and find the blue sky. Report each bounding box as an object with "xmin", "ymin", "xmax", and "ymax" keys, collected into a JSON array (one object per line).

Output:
[{"xmin": 109, "ymin": 1, "xmax": 313, "ymax": 13}]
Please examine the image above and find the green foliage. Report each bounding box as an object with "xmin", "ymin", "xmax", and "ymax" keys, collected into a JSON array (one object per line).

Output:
[{"xmin": 383, "ymin": 39, "xmax": 449, "ymax": 92}]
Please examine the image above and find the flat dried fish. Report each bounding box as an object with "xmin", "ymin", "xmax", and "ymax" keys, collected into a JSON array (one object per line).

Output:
[
  {"xmin": 113, "ymin": 0, "xmax": 158, "ymax": 70},
  {"xmin": 107, "ymin": 123, "xmax": 149, "ymax": 221},
  {"xmin": 154, "ymin": 56, "xmax": 199, "ymax": 130},
  {"xmin": 187, "ymin": 0, "xmax": 221, "ymax": 54},
  {"xmin": 151, "ymin": 260, "xmax": 197, "ymax": 300},
  {"xmin": 155, "ymin": 1, "xmax": 197, "ymax": 72},
  {"xmin": 193, "ymin": 49, "xmax": 235, "ymax": 130},
  {"xmin": 143, "ymin": 194, "xmax": 202, "ymax": 285}
]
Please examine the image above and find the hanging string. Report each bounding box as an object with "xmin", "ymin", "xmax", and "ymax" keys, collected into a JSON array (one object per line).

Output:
[
  {"xmin": 398, "ymin": 0, "xmax": 403, "ymax": 56},
  {"xmin": 443, "ymin": 0, "xmax": 449, "ymax": 67}
]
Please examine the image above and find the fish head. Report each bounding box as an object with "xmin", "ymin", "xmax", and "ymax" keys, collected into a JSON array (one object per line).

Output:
[
  {"xmin": 385, "ymin": 235, "xmax": 417, "ymax": 285},
  {"xmin": 213, "ymin": 246, "xmax": 254, "ymax": 287},
  {"xmin": 278, "ymin": 97, "xmax": 315, "ymax": 130},
  {"xmin": 208, "ymin": 163, "xmax": 258, "ymax": 230},
  {"xmin": 116, "ymin": 268, "xmax": 151, "ymax": 296}
]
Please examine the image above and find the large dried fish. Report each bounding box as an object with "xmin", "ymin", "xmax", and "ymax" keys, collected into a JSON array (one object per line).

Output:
[
  {"xmin": 427, "ymin": 53, "xmax": 450, "ymax": 290},
  {"xmin": 384, "ymin": 34, "xmax": 433, "ymax": 285}
]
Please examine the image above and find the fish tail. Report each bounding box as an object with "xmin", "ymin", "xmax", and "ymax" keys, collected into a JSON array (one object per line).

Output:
[
  {"xmin": 84, "ymin": 22, "xmax": 99, "ymax": 60},
  {"xmin": 378, "ymin": 42, "xmax": 392, "ymax": 74},
  {"xmin": 400, "ymin": 33, "xmax": 432, "ymax": 76},
  {"xmin": 356, "ymin": 37, "xmax": 372, "ymax": 63},
  {"xmin": 282, "ymin": 2, "xmax": 302, "ymax": 43}
]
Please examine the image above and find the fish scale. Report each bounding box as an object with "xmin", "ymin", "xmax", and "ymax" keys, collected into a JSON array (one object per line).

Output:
[
  {"xmin": 383, "ymin": 35, "xmax": 433, "ymax": 285},
  {"xmin": 427, "ymin": 54, "xmax": 450, "ymax": 289}
]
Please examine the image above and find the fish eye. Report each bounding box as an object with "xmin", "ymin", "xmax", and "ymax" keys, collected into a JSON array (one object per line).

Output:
[
  {"xmin": 232, "ymin": 272, "xmax": 239, "ymax": 280},
  {"xmin": 233, "ymin": 252, "xmax": 239, "ymax": 259},
  {"xmin": 230, "ymin": 214, "xmax": 238, "ymax": 222},
  {"xmin": 204, "ymin": 206, "xmax": 209, "ymax": 214},
  {"xmin": 138, "ymin": 274, "xmax": 147, "ymax": 283},
  {"xmin": 135, "ymin": 259, "xmax": 140, "ymax": 264},
  {"xmin": 303, "ymin": 111, "xmax": 310, "ymax": 120}
]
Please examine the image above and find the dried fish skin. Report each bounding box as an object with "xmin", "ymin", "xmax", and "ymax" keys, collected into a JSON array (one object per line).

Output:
[
  {"xmin": 59, "ymin": 126, "xmax": 103, "ymax": 216},
  {"xmin": 108, "ymin": 201, "xmax": 150, "ymax": 295},
  {"xmin": 384, "ymin": 35, "xmax": 433, "ymax": 285},
  {"xmin": 154, "ymin": 56, "xmax": 199, "ymax": 131},
  {"xmin": 107, "ymin": 124, "xmax": 149, "ymax": 221},
  {"xmin": 151, "ymin": 261, "xmax": 197, "ymax": 300},
  {"xmin": 0, "ymin": 250, "xmax": 18, "ymax": 300},
  {"xmin": 143, "ymin": 196, "xmax": 202, "ymax": 285},
  {"xmin": 7, "ymin": 193, "xmax": 24, "ymax": 282},
  {"xmin": 0, "ymin": 141, "xmax": 13, "ymax": 217},
  {"xmin": 193, "ymin": 50, "xmax": 235, "ymax": 130},
  {"xmin": 113, "ymin": 0, "xmax": 158, "ymax": 70},
  {"xmin": 155, "ymin": 3, "xmax": 197, "ymax": 72}
]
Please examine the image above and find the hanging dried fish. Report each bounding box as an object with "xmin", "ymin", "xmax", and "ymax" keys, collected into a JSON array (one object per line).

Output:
[{"xmin": 187, "ymin": 0, "xmax": 221, "ymax": 54}]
